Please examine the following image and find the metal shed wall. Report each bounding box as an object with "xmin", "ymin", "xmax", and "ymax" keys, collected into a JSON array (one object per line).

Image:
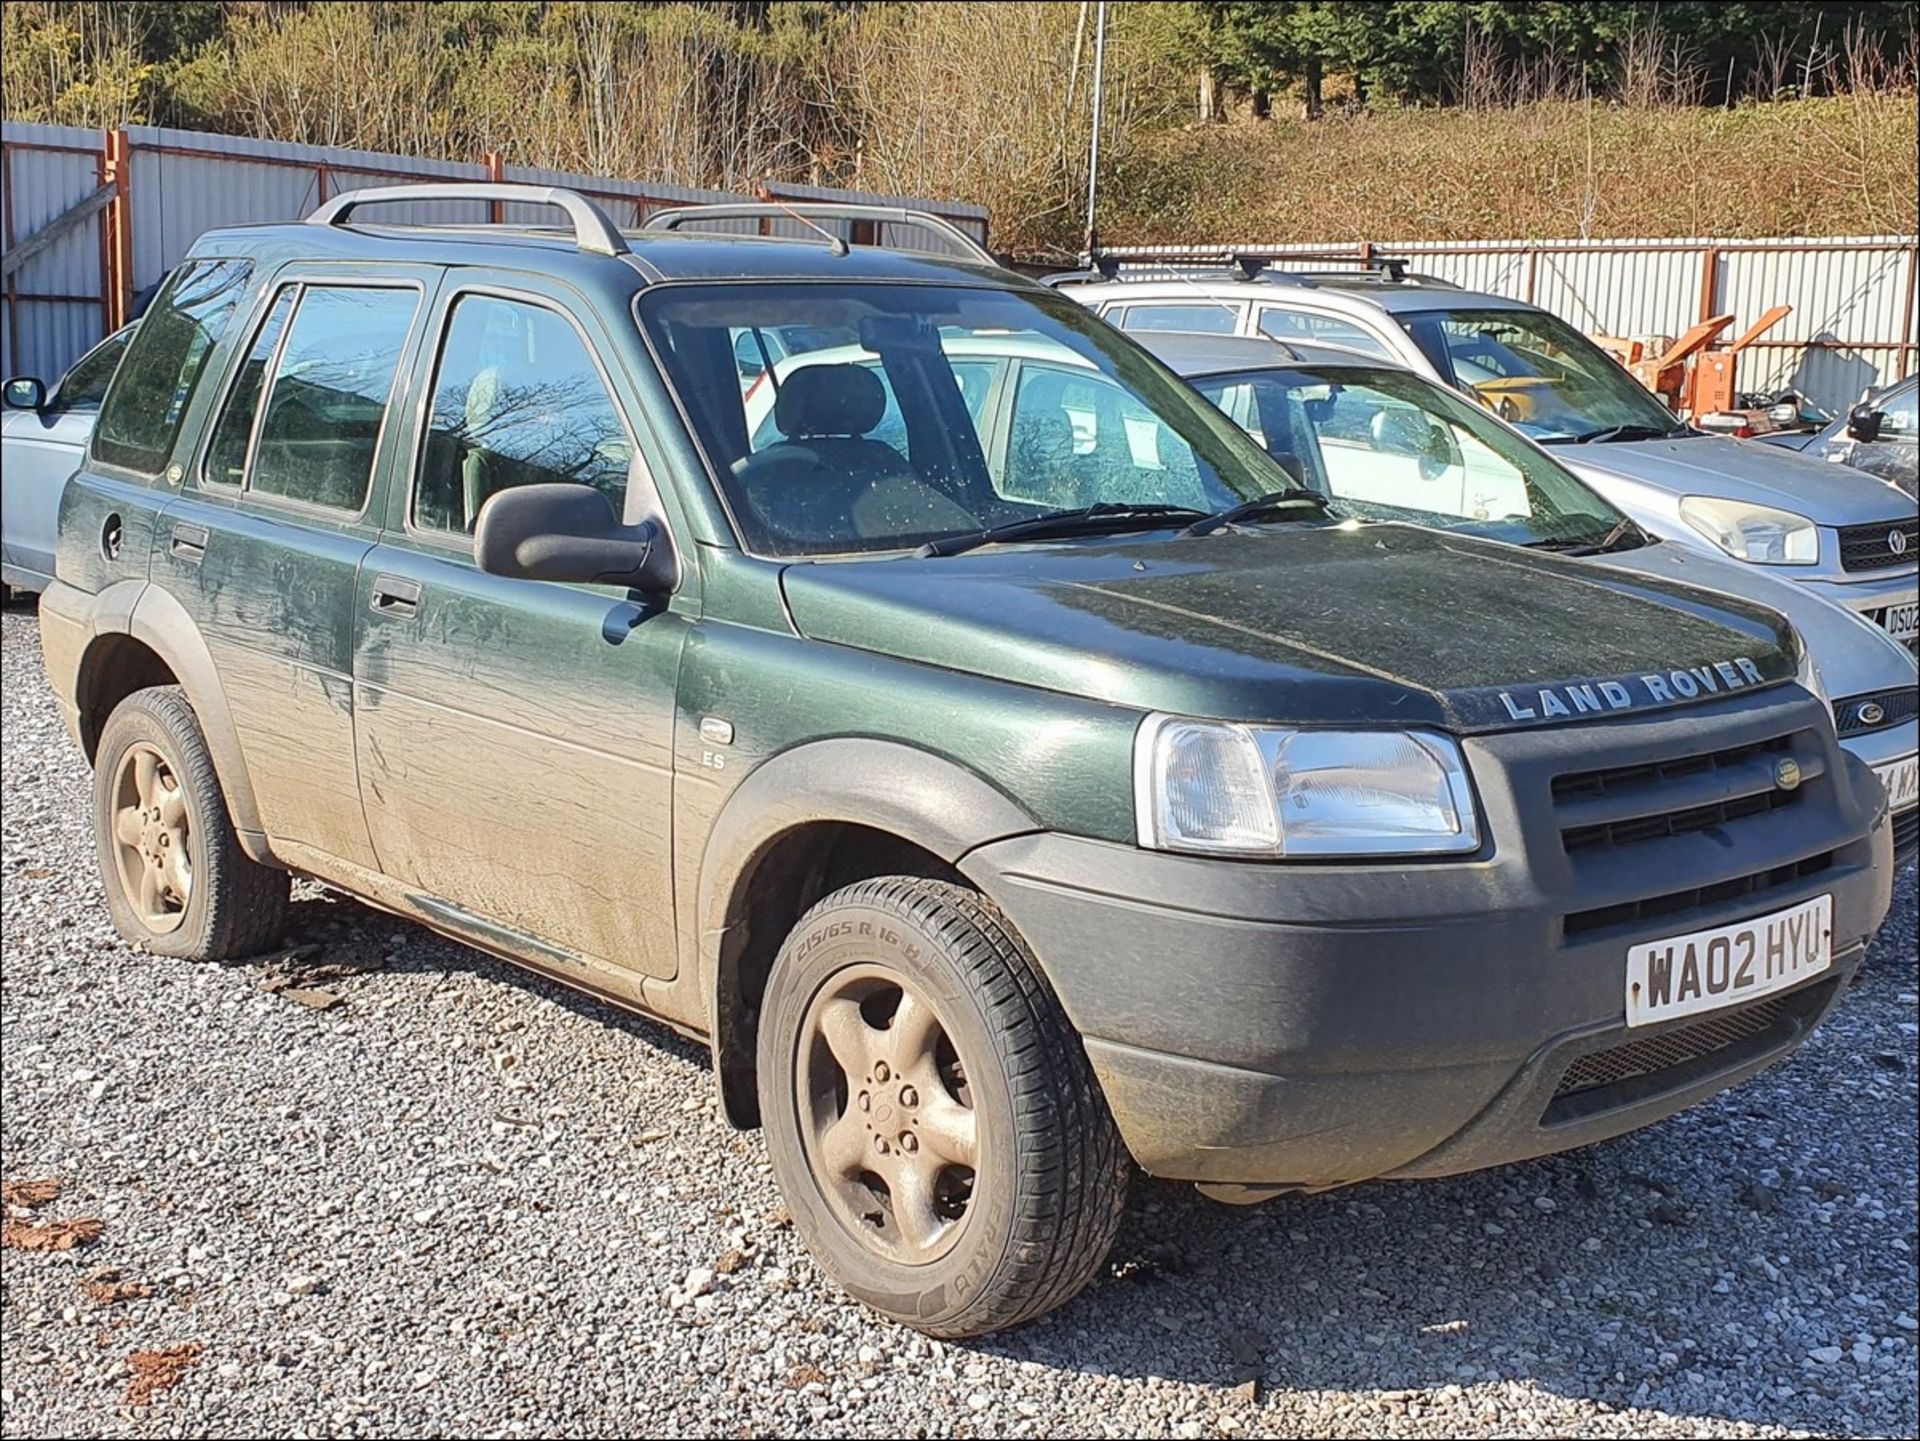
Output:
[{"xmin": 1, "ymin": 121, "xmax": 110, "ymax": 382}]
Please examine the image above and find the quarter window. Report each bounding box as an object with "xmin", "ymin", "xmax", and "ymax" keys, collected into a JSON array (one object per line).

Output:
[
  {"xmin": 93, "ymin": 258, "xmax": 251, "ymax": 474},
  {"xmin": 414, "ymin": 295, "xmax": 630, "ymax": 536}
]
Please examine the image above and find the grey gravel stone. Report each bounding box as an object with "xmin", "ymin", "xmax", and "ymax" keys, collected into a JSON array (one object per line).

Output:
[{"xmin": 2, "ymin": 602, "xmax": 1916, "ymax": 1438}]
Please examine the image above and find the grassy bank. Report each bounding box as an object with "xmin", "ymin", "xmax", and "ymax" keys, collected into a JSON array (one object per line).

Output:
[{"xmin": 1104, "ymin": 94, "xmax": 1920, "ymax": 245}]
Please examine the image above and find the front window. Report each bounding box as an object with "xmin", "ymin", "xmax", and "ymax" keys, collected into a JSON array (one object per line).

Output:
[
  {"xmin": 639, "ymin": 283, "xmax": 1291, "ymax": 557},
  {"xmin": 48, "ymin": 328, "xmax": 135, "ymax": 414},
  {"xmin": 1397, "ymin": 307, "xmax": 1681, "ymax": 444},
  {"xmin": 1190, "ymin": 363, "xmax": 1638, "ymax": 551}
]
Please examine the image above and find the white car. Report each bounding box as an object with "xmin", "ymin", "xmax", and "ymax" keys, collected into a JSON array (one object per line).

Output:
[
  {"xmin": 2, "ymin": 326, "xmax": 136, "ymax": 596},
  {"xmin": 1060, "ymin": 263, "xmax": 1919, "ymax": 658}
]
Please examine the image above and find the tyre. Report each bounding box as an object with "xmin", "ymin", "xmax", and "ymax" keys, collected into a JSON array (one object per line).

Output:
[
  {"xmin": 758, "ymin": 876, "xmax": 1128, "ymax": 1336},
  {"xmin": 92, "ymin": 685, "xmax": 289, "ymax": 960}
]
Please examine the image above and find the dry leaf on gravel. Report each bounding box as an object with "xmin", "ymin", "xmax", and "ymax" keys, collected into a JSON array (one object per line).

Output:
[
  {"xmin": 786, "ymin": 1363, "xmax": 830, "ymax": 1389},
  {"xmin": 1, "ymin": 1177, "xmax": 62, "ymax": 1211},
  {"xmin": 83, "ymin": 1268, "xmax": 155, "ymax": 1305},
  {"xmin": 2, "ymin": 1216, "xmax": 104, "ymax": 1251},
  {"xmin": 124, "ymin": 1343, "xmax": 204, "ymax": 1406}
]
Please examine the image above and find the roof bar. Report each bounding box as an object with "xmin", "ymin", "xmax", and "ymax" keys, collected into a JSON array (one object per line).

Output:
[
  {"xmin": 644, "ymin": 201, "xmax": 995, "ymax": 266},
  {"xmin": 1079, "ymin": 246, "xmax": 1415, "ymax": 284},
  {"xmin": 306, "ymin": 184, "xmax": 629, "ymax": 257}
]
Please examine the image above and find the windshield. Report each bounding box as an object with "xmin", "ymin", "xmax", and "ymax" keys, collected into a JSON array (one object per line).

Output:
[
  {"xmin": 1189, "ymin": 363, "xmax": 1640, "ymax": 550},
  {"xmin": 1396, "ymin": 307, "xmax": 1681, "ymax": 443},
  {"xmin": 637, "ymin": 282, "xmax": 1297, "ymax": 557}
]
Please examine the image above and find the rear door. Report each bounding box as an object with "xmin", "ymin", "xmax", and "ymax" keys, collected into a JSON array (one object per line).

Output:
[
  {"xmin": 352, "ymin": 273, "xmax": 689, "ymax": 980},
  {"xmin": 160, "ymin": 268, "xmax": 436, "ymax": 870}
]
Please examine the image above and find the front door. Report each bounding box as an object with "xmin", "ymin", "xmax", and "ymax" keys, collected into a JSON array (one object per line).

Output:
[
  {"xmin": 159, "ymin": 270, "xmax": 434, "ymax": 870},
  {"xmin": 352, "ymin": 277, "xmax": 689, "ymax": 979}
]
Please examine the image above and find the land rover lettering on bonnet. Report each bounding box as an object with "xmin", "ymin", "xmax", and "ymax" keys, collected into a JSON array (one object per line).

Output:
[
  {"xmin": 37, "ymin": 187, "xmax": 1894, "ymax": 1338},
  {"xmin": 1497, "ymin": 656, "xmax": 1769, "ymax": 722}
]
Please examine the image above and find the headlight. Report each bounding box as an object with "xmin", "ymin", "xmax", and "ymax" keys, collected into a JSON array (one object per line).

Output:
[
  {"xmin": 1678, "ymin": 496, "xmax": 1819, "ymax": 565},
  {"xmin": 1134, "ymin": 716, "xmax": 1480, "ymax": 857}
]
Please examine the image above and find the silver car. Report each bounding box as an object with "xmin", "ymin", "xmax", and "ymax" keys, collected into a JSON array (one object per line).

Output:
[
  {"xmin": 1762, "ymin": 374, "xmax": 1918, "ymax": 498},
  {"xmin": 2, "ymin": 326, "xmax": 135, "ymax": 596},
  {"xmin": 1136, "ymin": 330, "xmax": 1919, "ymax": 860},
  {"xmin": 1064, "ymin": 267, "xmax": 1918, "ymax": 655}
]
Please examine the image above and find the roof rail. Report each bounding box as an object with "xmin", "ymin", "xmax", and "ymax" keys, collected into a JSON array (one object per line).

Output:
[
  {"xmin": 643, "ymin": 201, "xmax": 995, "ymax": 266},
  {"xmin": 306, "ymin": 184, "xmax": 629, "ymax": 257},
  {"xmin": 1081, "ymin": 246, "xmax": 1419, "ymax": 284}
]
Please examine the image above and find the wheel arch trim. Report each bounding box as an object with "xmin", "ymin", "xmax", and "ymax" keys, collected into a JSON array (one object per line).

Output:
[
  {"xmin": 694, "ymin": 737, "xmax": 1042, "ymax": 1125},
  {"xmin": 75, "ymin": 580, "xmax": 269, "ymax": 858}
]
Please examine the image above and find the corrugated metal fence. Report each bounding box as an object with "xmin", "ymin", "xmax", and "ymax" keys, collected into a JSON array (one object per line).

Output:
[
  {"xmin": 1102, "ymin": 236, "xmax": 1920, "ymax": 413},
  {"xmin": 1, "ymin": 123, "xmax": 989, "ymax": 383}
]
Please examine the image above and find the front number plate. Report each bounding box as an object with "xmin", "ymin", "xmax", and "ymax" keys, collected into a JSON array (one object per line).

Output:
[
  {"xmin": 1874, "ymin": 755, "xmax": 1920, "ymax": 813},
  {"xmin": 1625, "ymin": 894, "xmax": 1831, "ymax": 1028},
  {"xmin": 1881, "ymin": 601, "xmax": 1918, "ymax": 644}
]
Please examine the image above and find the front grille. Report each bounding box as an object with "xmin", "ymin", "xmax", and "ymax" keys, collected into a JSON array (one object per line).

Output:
[
  {"xmin": 1833, "ymin": 687, "xmax": 1920, "ymax": 736},
  {"xmin": 1564, "ymin": 851, "xmax": 1835, "ymax": 936},
  {"xmin": 1895, "ymin": 806, "xmax": 1919, "ymax": 862},
  {"xmin": 1560, "ymin": 785, "xmax": 1797, "ymax": 853},
  {"xmin": 1553, "ymin": 993, "xmax": 1796, "ymax": 1100},
  {"xmin": 1553, "ymin": 732, "xmax": 1810, "ymax": 856},
  {"xmin": 1836, "ymin": 517, "xmax": 1918, "ymax": 573}
]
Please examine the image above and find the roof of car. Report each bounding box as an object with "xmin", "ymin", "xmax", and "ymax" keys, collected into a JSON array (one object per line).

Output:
[
  {"xmin": 1134, "ymin": 331, "xmax": 1400, "ymax": 376},
  {"xmin": 1068, "ymin": 274, "xmax": 1537, "ymax": 317},
  {"xmin": 186, "ymin": 219, "xmax": 1023, "ymax": 295}
]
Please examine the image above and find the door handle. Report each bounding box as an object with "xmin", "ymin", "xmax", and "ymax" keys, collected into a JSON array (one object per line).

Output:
[
  {"xmin": 368, "ymin": 573, "xmax": 422, "ymax": 618},
  {"xmin": 170, "ymin": 522, "xmax": 208, "ymax": 564}
]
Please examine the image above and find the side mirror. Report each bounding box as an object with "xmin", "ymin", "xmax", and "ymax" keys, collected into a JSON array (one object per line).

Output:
[
  {"xmin": 474, "ymin": 483, "xmax": 678, "ymax": 593},
  {"xmin": 3, "ymin": 377, "xmax": 46, "ymax": 411},
  {"xmin": 1845, "ymin": 404, "xmax": 1883, "ymax": 443}
]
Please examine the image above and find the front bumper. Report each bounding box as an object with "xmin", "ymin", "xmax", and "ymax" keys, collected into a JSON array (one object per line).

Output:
[{"xmin": 964, "ymin": 689, "xmax": 1893, "ymax": 1190}]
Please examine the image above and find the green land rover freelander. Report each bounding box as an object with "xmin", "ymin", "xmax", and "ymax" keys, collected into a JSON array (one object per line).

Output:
[{"xmin": 39, "ymin": 188, "xmax": 1895, "ymax": 1337}]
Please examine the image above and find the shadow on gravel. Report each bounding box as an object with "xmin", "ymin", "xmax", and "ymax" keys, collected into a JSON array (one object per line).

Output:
[{"xmin": 237, "ymin": 890, "xmax": 709, "ymax": 1070}]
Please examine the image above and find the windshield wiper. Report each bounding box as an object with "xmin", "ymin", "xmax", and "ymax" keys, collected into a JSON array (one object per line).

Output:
[
  {"xmin": 1567, "ymin": 423, "xmax": 1683, "ymax": 444},
  {"xmin": 917, "ymin": 502, "xmax": 1209, "ymax": 558},
  {"xmin": 1520, "ymin": 517, "xmax": 1646, "ymax": 556},
  {"xmin": 1180, "ymin": 487, "xmax": 1330, "ymax": 537}
]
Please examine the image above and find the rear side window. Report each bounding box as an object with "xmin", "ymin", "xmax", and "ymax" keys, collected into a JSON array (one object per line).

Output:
[
  {"xmin": 93, "ymin": 259, "xmax": 251, "ymax": 474},
  {"xmin": 248, "ymin": 287, "xmax": 418, "ymax": 511},
  {"xmin": 1112, "ymin": 303, "xmax": 1239, "ymax": 335},
  {"xmin": 412, "ymin": 294, "xmax": 630, "ymax": 537},
  {"xmin": 200, "ymin": 285, "xmax": 417, "ymax": 512},
  {"xmin": 204, "ymin": 288, "xmax": 296, "ymax": 487}
]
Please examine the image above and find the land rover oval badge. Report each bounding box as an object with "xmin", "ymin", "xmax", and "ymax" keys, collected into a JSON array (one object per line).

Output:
[{"xmin": 1774, "ymin": 756, "xmax": 1803, "ymax": 791}]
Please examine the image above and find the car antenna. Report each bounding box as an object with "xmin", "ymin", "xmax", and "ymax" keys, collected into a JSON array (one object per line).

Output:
[{"xmin": 758, "ymin": 189, "xmax": 850, "ymax": 257}]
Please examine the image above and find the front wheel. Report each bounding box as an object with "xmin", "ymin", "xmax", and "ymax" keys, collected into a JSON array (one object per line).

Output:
[{"xmin": 757, "ymin": 877, "xmax": 1128, "ymax": 1337}]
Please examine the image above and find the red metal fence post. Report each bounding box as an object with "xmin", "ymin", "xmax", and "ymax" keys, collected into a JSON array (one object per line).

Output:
[
  {"xmin": 484, "ymin": 151, "xmax": 505, "ymax": 224},
  {"xmin": 102, "ymin": 128, "xmax": 133, "ymax": 330}
]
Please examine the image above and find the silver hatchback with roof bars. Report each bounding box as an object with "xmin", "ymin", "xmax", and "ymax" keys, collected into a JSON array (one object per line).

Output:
[{"xmin": 1057, "ymin": 250, "xmax": 1918, "ymax": 656}]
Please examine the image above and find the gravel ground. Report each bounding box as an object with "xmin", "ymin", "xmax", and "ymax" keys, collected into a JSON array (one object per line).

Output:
[{"xmin": 2, "ymin": 599, "xmax": 1916, "ymax": 1440}]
